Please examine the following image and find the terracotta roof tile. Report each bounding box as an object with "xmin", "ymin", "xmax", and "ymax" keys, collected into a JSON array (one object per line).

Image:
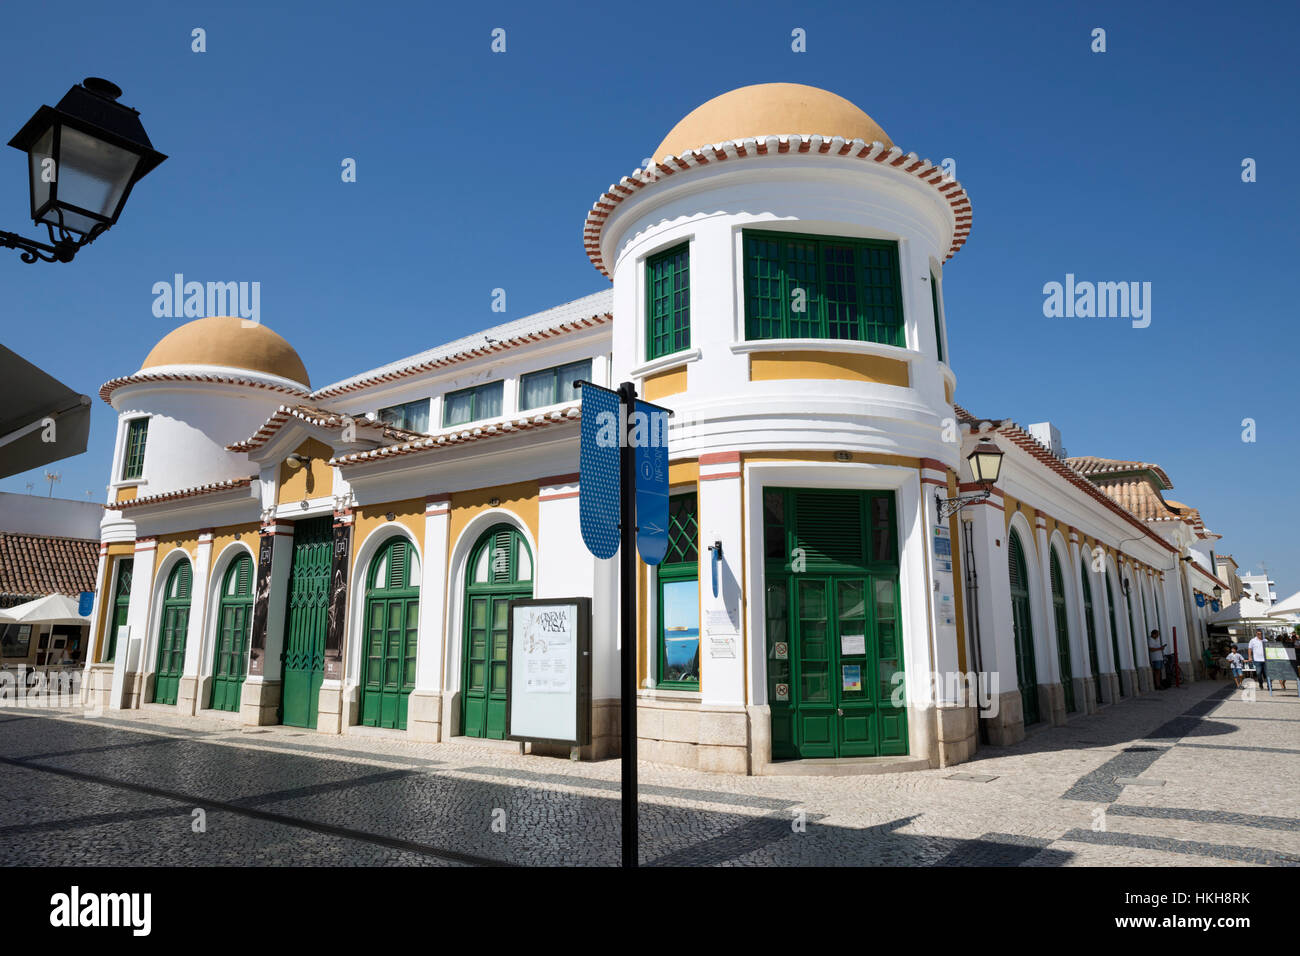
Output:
[
  {"xmin": 1066, "ymin": 455, "xmax": 1174, "ymax": 491},
  {"xmin": 227, "ymin": 404, "xmax": 427, "ymax": 452},
  {"xmin": 107, "ymin": 477, "xmax": 256, "ymax": 510},
  {"xmin": 0, "ymin": 532, "xmax": 98, "ymax": 607},
  {"xmin": 953, "ymin": 405, "xmax": 1176, "ymax": 555}
]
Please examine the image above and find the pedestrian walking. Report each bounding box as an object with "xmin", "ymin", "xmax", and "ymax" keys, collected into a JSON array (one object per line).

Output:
[
  {"xmin": 1225, "ymin": 646, "xmax": 1245, "ymax": 688},
  {"xmin": 1248, "ymin": 629, "xmax": 1271, "ymax": 694},
  {"xmin": 1147, "ymin": 629, "xmax": 1166, "ymax": 690}
]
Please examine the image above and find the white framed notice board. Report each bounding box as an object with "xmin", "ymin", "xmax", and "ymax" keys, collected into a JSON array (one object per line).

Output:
[{"xmin": 506, "ymin": 597, "xmax": 592, "ymax": 746}]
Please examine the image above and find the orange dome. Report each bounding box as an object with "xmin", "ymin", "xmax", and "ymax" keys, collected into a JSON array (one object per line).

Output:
[
  {"xmin": 142, "ymin": 316, "xmax": 310, "ymax": 388},
  {"xmin": 652, "ymin": 83, "xmax": 892, "ymax": 163}
]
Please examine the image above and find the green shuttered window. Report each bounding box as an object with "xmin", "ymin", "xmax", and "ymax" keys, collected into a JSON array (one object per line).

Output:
[
  {"xmin": 646, "ymin": 244, "xmax": 690, "ymax": 360},
  {"xmin": 122, "ymin": 418, "xmax": 148, "ymax": 480},
  {"xmin": 743, "ymin": 230, "xmax": 904, "ymax": 346}
]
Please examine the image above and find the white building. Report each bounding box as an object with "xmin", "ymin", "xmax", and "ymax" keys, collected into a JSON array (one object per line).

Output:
[{"xmin": 81, "ymin": 83, "xmax": 1231, "ymax": 772}]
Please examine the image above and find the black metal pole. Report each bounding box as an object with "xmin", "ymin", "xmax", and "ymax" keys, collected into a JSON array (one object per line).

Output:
[{"xmin": 617, "ymin": 380, "xmax": 638, "ymax": 868}]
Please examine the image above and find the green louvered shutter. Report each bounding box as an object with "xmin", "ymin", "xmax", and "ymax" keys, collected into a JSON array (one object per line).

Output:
[{"xmin": 1049, "ymin": 551, "xmax": 1075, "ymax": 712}]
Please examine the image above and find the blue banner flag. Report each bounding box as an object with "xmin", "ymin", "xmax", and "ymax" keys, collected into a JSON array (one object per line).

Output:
[
  {"xmin": 78, "ymin": 591, "xmax": 94, "ymax": 616},
  {"xmin": 633, "ymin": 400, "xmax": 669, "ymax": 565},
  {"xmin": 579, "ymin": 384, "xmax": 621, "ymax": 559}
]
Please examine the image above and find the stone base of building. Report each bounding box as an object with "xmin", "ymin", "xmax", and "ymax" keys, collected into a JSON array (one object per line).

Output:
[
  {"xmin": 1135, "ymin": 666, "xmax": 1153, "ymax": 693},
  {"xmin": 119, "ymin": 672, "xmax": 143, "ymax": 709},
  {"xmin": 178, "ymin": 676, "xmax": 201, "ymax": 715},
  {"xmin": 318, "ymin": 682, "xmax": 344, "ymax": 734},
  {"xmin": 982, "ymin": 690, "xmax": 1025, "ymax": 746},
  {"xmin": 636, "ymin": 696, "xmax": 750, "ymax": 774},
  {"xmin": 1043, "ymin": 682, "xmax": 1067, "ymax": 726},
  {"xmin": 81, "ymin": 664, "xmax": 113, "ymax": 712},
  {"xmin": 932, "ymin": 703, "xmax": 979, "ymax": 766},
  {"xmin": 406, "ymin": 690, "xmax": 442, "ymax": 742},
  {"xmin": 240, "ymin": 678, "xmax": 281, "ymax": 725},
  {"xmin": 1119, "ymin": 668, "xmax": 1137, "ymax": 697},
  {"xmin": 1077, "ymin": 676, "xmax": 1098, "ymax": 714}
]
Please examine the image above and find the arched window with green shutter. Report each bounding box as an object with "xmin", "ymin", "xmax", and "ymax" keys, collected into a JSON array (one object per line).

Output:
[
  {"xmin": 461, "ymin": 525, "xmax": 533, "ymax": 739},
  {"xmin": 104, "ymin": 557, "xmax": 133, "ymax": 662},
  {"xmin": 1049, "ymin": 550, "xmax": 1076, "ymax": 713},
  {"xmin": 1105, "ymin": 574, "xmax": 1125, "ymax": 697},
  {"xmin": 1008, "ymin": 529, "xmax": 1040, "ymax": 725},
  {"xmin": 1080, "ymin": 567, "xmax": 1102, "ymax": 705},
  {"xmin": 153, "ymin": 559, "xmax": 191, "ymax": 705},
  {"xmin": 360, "ymin": 536, "xmax": 421, "ymax": 730},
  {"xmin": 209, "ymin": 552, "xmax": 253, "ymax": 712}
]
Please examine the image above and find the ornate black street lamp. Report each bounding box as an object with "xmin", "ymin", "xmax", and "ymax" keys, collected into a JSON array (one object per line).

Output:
[
  {"xmin": 936, "ymin": 441, "xmax": 1005, "ymax": 519},
  {"xmin": 2, "ymin": 78, "xmax": 166, "ymax": 263}
]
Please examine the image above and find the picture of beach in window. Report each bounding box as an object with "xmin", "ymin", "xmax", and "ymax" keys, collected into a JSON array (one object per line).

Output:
[{"xmin": 662, "ymin": 580, "xmax": 700, "ymax": 683}]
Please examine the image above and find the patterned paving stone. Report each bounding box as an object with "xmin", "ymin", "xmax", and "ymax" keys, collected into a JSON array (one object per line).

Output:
[{"xmin": 0, "ymin": 677, "xmax": 1294, "ymax": 866}]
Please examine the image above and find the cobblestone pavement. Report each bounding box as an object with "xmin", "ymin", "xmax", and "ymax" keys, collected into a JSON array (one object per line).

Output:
[{"xmin": 0, "ymin": 678, "xmax": 1296, "ymax": 866}]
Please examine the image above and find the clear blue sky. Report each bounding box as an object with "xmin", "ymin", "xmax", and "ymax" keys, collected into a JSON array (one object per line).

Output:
[{"xmin": 1, "ymin": 0, "xmax": 1295, "ymax": 596}]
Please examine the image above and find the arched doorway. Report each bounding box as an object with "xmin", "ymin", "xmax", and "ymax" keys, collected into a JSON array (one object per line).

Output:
[
  {"xmin": 1105, "ymin": 573, "xmax": 1125, "ymax": 697},
  {"xmin": 153, "ymin": 560, "xmax": 192, "ymax": 705},
  {"xmin": 1008, "ymin": 528, "xmax": 1040, "ymax": 725},
  {"xmin": 360, "ymin": 537, "xmax": 420, "ymax": 729},
  {"xmin": 1049, "ymin": 550, "xmax": 1076, "ymax": 713},
  {"xmin": 461, "ymin": 524, "xmax": 533, "ymax": 739},
  {"xmin": 1080, "ymin": 567, "xmax": 1102, "ymax": 705},
  {"xmin": 210, "ymin": 552, "xmax": 253, "ymax": 712}
]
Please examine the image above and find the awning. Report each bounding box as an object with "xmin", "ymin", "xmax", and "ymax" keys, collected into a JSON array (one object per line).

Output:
[
  {"xmin": 0, "ymin": 346, "xmax": 91, "ymax": 479},
  {"xmin": 1268, "ymin": 589, "xmax": 1300, "ymax": 618},
  {"xmin": 1209, "ymin": 597, "xmax": 1279, "ymax": 626},
  {"xmin": 0, "ymin": 593, "xmax": 90, "ymax": 626}
]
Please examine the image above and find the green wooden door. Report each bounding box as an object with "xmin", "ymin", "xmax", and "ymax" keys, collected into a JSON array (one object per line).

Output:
[
  {"xmin": 462, "ymin": 526, "xmax": 532, "ymax": 739},
  {"xmin": 1008, "ymin": 529, "xmax": 1040, "ymax": 725},
  {"xmin": 1080, "ymin": 569, "xmax": 1102, "ymax": 704},
  {"xmin": 209, "ymin": 553, "xmax": 253, "ymax": 712},
  {"xmin": 152, "ymin": 561, "xmax": 191, "ymax": 705},
  {"xmin": 1105, "ymin": 575, "xmax": 1125, "ymax": 696},
  {"xmin": 1049, "ymin": 552, "xmax": 1076, "ymax": 713},
  {"xmin": 360, "ymin": 538, "xmax": 420, "ymax": 730},
  {"xmin": 764, "ymin": 488, "xmax": 904, "ymax": 760},
  {"xmin": 105, "ymin": 557, "xmax": 133, "ymax": 661},
  {"xmin": 281, "ymin": 516, "xmax": 333, "ymax": 728}
]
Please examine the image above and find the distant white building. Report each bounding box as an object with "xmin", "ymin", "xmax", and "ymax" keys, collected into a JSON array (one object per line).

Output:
[{"xmin": 1238, "ymin": 572, "xmax": 1276, "ymax": 604}]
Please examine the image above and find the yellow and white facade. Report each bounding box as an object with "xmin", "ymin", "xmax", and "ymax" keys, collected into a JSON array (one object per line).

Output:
[{"xmin": 82, "ymin": 83, "xmax": 1227, "ymax": 773}]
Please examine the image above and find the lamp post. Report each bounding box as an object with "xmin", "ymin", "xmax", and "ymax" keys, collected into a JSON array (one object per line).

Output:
[
  {"xmin": 936, "ymin": 442, "xmax": 1005, "ymax": 519},
  {"xmin": 2, "ymin": 78, "xmax": 166, "ymax": 264}
]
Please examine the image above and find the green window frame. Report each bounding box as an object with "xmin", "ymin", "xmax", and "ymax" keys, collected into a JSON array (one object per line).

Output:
[
  {"xmin": 377, "ymin": 398, "xmax": 430, "ymax": 432},
  {"xmin": 743, "ymin": 229, "xmax": 905, "ymax": 346},
  {"xmin": 930, "ymin": 270, "xmax": 945, "ymax": 364},
  {"xmin": 121, "ymin": 417, "xmax": 149, "ymax": 480},
  {"xmin": 646, "ymin": 243, "xmax": 690, "ymax": 360},
  {"xmin": 656, "ymin": 491, "xmax": 700, "ymax": 689},
  {"xmin": 442, "ymin": 381, "xmax": 504, "ymax": 427},
  {"xmin": 520, "ymin": 359, "xmax": 591, "ymax": 411}
]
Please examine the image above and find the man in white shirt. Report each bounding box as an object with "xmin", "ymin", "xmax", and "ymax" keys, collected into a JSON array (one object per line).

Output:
[
  {"xmin": 1147, "ymin": 630, "xmax": 1166, "ymax": 690},
  {"xmin": 1247, "ymin": 630, "xmax": 1270, "ymax": 693}
]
